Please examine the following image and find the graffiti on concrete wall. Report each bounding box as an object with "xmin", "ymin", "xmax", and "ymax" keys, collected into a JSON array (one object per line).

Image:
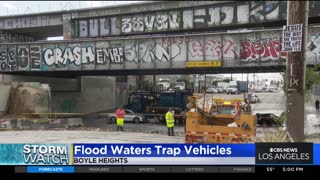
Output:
[
  {"xmin": 0, "ymin": 46, "xmax": 7, "ymax": 71},
  {"xmin": 307, "ymin": 28, "xmax": 320, "ymax": 64},
  {"xmin": 0, "ymin": 31, "xmax": 35, "ymax": 42},
  {"xmin": 76, "ymin": 1, "xmax": 284, "ymax": 38},
  {"xmin": 17, "ymin": 46, "xmax": 29, "ymax": 70},
  {"xmin": 96, "ymin": 47, "xmax": 124, "ymax": 64},
  {"xmin": 124, "ymin": 38, "xmax": 171, "ymax": 64},
  {"xmin": 240, "ymin": 32, "xmax": 286, "ymax": 63},
  {"xmin": 7, "ymin": 46, "xmax": 17, "ymax": 71},
  {"xmin": 1, "ymin": 28, "xmax": 320, "ymax": 72},
  {"xmin": 240, "ymin": 38, "xmax": 286, "ymax": 62}
]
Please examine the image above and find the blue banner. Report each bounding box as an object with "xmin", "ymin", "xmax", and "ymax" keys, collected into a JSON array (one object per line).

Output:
[
  {"xmin": 314, "ymin": 144, "xmax": 320, "ymax": 165},
  {"xmin": 73, "ymin": 144, "xmax": 255, "ymax": 157},
  {"xmin": 27, "ymin": 166, "xmax": 74, "ymax": 173}
]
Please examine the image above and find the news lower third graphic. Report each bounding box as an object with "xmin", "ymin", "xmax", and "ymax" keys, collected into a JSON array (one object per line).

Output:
[
  {"xmin": 73, "ymin": 144, "xmax": 255, "ymax": 165},
  {"xmin": 0, "ymin": 143, "xmax": 320, "ymax": 174}
]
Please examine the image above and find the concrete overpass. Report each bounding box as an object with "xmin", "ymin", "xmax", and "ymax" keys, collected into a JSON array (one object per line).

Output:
[
  {"xmin": 0, "ymin": 1, "xmax": 227, "ymax": 40},
  {"xmin": 1, "ymin": 25, "xmax": 320, "ymax": 77},
  {"xmin": 0, "ymin": 1, "xmax": 319, "ymax": 77},
  {"xmin": 0, "ymin": 1, "xmax": 319, "ymax": 40}
]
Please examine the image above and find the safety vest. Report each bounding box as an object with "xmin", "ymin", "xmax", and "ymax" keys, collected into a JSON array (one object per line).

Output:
[{"xmin": 165, "ymin": 111, "xmax": 175, "ymax": 128}]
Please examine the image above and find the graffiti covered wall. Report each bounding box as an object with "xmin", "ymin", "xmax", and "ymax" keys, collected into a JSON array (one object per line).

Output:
[
  {"xmin": 0, "ymin": 31, "xmax": 35, "ymax": 43},
  {"xmin": 76, "ymin": 1, "xmax": 286, "ymax": 38},
  {"xmin": 0, "ymin": 27, "xmax": 320, "ymax": 73}
]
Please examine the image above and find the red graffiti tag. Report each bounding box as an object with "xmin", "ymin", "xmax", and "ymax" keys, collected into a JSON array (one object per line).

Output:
[
  {"xmin": 240, "ymin": 39, "xmax": 287, "ymax": 61},
  {"xmin": 190, "ymin": 40, "xmax": 204, "ymax": 57},
  {"xmin": 205, "ymin": 39, "xmax": 222, "ymax": 58},
  {"xmin": 223, "ymin": 39, "xmax": 238, "ymax": 59}
]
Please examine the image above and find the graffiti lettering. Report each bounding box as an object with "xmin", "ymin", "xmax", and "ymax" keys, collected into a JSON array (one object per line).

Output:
[
  {"xmin": 1, "ymin": 29, "xmax": 320, "ymax": 72},
  {"xmin": 132, "ymin": 16, "xmax": 144, "ymax": 32},
  {"xmin": 154, "ymin": 14, "xmax": 168, "ymax": 31},
  {"xmin": 189, "ymin": 40, "xmax": 204, "ymax": 58},
  {"xmin": 0, "ymin": 47, "xmax": 7, "ymax": 71},
  {"xmin": 17, "ymin": 46, "xmax": 29, "ymax": 69},
  {"xmin": 43, "ymin": 47, "xmax": 82, "ymax": 66},
  {"xmin": 81, "ymin": 47, "xmax": 95, "ymax": 64},
  {"xmin": 168, "ymin": 12, "xmax": 180, "ymax": 29},
  {"xmin": 307, "ymin": 34, "xmax": 320, "ymax": 64},
  {"xmin": 192, "ymin": 38, "xmax": 238, "ymax": 59},
  {"xmin": 89, "ymin": 19, "xmax": 99, "ymax": 37},
  {"xmin": 0, "ymin": 31, "xmax": 34, "ymax": 43},
  {"xmin": 30, "ymin": 46, "xmax": 41, "ymax": 70},
  {"xmin": 144, "ymin": 15, "xmax": 155, "ymax": 32},
  {"xmin": 96, "ymin": 47, "xmax": 124, "ymax": 64},
  {"xmin": 194, "ymin": 9, "xmax": 208, "ymax": 28},
  {"xmin": 79, "ymin": 20, "xmax": 88, "ymax": 37},
  {"xmin": 75, "ymin": 1, "xmax": 285, "ymax": 38},
  {"xmin": 122, "ymin": 17, "xmax": 132, "ymax": 33},
  {"xmin": 240, "ymin": 39, "xmax": 286, "ymax": 62},
  {"xmin": 250, "ymin": 1, "xmax": 279, "ymax": 23},
  {"xmin": 205, "ymin": 38, "xmax": 222, "ymax": 59},
  {"xmin": 99, "ymin": 18, "xmax": 110, "ymax": 36},
  {"xmin": 7, "ymin": 47, "xmax": 17, "ymax": 71},
  {"xmin": 162, "ymin": 37, "xmax": 185, "ymax": 58},
  {"xmin": 223, "ymin": 39, "xmax": 238, "ymax": 59},
  {"xmin": 123, "ymin": 40, "xmax": 170, "ymax": 63}
]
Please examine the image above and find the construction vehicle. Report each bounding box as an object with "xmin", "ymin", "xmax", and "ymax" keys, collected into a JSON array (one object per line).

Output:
[
  {"xmin": 174, "ymin": 80, "xmax": 194, "ymax": 92},
  {"xmin": 123, "ymin": 90, "xmax": 192, "ymax": 124},
  {"xmin": 185, "ymin": 96, "xmax": 256, "ymax": 143},
  {"xmin": 156, "ymin": 78, "xmax": 171, "ymax": 91}
]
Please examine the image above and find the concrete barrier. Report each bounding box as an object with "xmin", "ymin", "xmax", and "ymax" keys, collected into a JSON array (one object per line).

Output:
[{"xmin": 0, "ymin": 85, "xmax": 11, "ymax": 116}]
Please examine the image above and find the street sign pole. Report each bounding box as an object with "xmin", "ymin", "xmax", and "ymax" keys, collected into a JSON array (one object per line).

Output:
[{"xmin": 285, "ymin": 1, "xmax": 309, "ymax": 142}]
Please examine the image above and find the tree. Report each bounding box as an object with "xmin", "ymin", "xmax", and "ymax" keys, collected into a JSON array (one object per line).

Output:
[{"xmin": 305, "ymin": 66, "xmax": 320, "ymax": 101}]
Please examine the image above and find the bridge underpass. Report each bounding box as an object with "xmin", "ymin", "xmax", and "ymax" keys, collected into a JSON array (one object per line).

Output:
[
  {"xmin": 1, "ymin": 0, "xmax": 320, "ymax": 117},
  {"xmin": 0, "ymin": 66, "xmax": 286, "ymax": 77}
]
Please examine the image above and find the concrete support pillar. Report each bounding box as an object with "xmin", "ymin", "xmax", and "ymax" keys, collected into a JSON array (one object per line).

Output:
[
  {"xmin": 137, "ymin": 75, "xmax": 144, "ymax": 90},
  {"xmin": 115, "ymin": 76, "xmax": 128, "ymax": 108},
  {"xmin": 62, "ymin": 14, "xmax": 72, "ymax": 39}
]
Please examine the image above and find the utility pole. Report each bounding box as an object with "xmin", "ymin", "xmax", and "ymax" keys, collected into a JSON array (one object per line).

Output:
[{"xmin": 286, "ymin": 1, "xmax": 309, "ymax": 142}]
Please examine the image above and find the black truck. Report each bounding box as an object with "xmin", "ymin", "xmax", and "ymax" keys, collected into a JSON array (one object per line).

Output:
[{"xmin": 123, "ymin": 90, "xmax": 192, "ymax": 124}]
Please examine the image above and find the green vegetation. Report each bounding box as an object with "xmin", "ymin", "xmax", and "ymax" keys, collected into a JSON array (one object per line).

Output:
[
  {"xmin": 305, "ymin": 66, "xmax": 320, "ymax": 101},
  {"xmin": 259, "ymin": 128, "xmax": 291, "ymax": 142},
  {"xmin": 273, "ymin": 111, "xmax": 287, "ymax": 127},
  {"xmin": 282, "ymin": 66, "xmax": 320, "ymax": 102}
]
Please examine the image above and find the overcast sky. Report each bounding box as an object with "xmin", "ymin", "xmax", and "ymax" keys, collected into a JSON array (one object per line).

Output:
[
  {"xmin": 0, "ymin": 1, "xmax": 141, "ymax": 16},
  {"xmin": 0, "ymin": 1, "xmax": 283, "ymax": 81}
]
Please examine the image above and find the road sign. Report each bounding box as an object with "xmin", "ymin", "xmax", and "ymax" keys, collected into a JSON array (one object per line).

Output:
[
  {"xmin": 186, "ymin": 60, "xmax": 221, "ymax": 68},
  {"xmin": 282, "ymin": 24, "xmax": 303, "ymax": 52}
]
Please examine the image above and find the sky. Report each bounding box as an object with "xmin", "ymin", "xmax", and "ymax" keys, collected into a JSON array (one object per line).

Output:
[
  {"xmin": 222, "ymin": 73, "xmax": 283, "ymax": 82},
  {"xmin": 0, "ymin": 1, "xmax": 141, "ymax": 16},
  {"xmin": 1, "ymin": 1, "xmax": 283, "ymax": 81}
]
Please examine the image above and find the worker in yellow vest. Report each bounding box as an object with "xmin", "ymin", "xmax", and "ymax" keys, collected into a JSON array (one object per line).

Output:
[
  {"xmin": 165, "ymin": 108, "xmax": 175, "ymax": 136},
  {"xmin": 115, "ymin": 107, "xmax": 126, "ymax": 131}
]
